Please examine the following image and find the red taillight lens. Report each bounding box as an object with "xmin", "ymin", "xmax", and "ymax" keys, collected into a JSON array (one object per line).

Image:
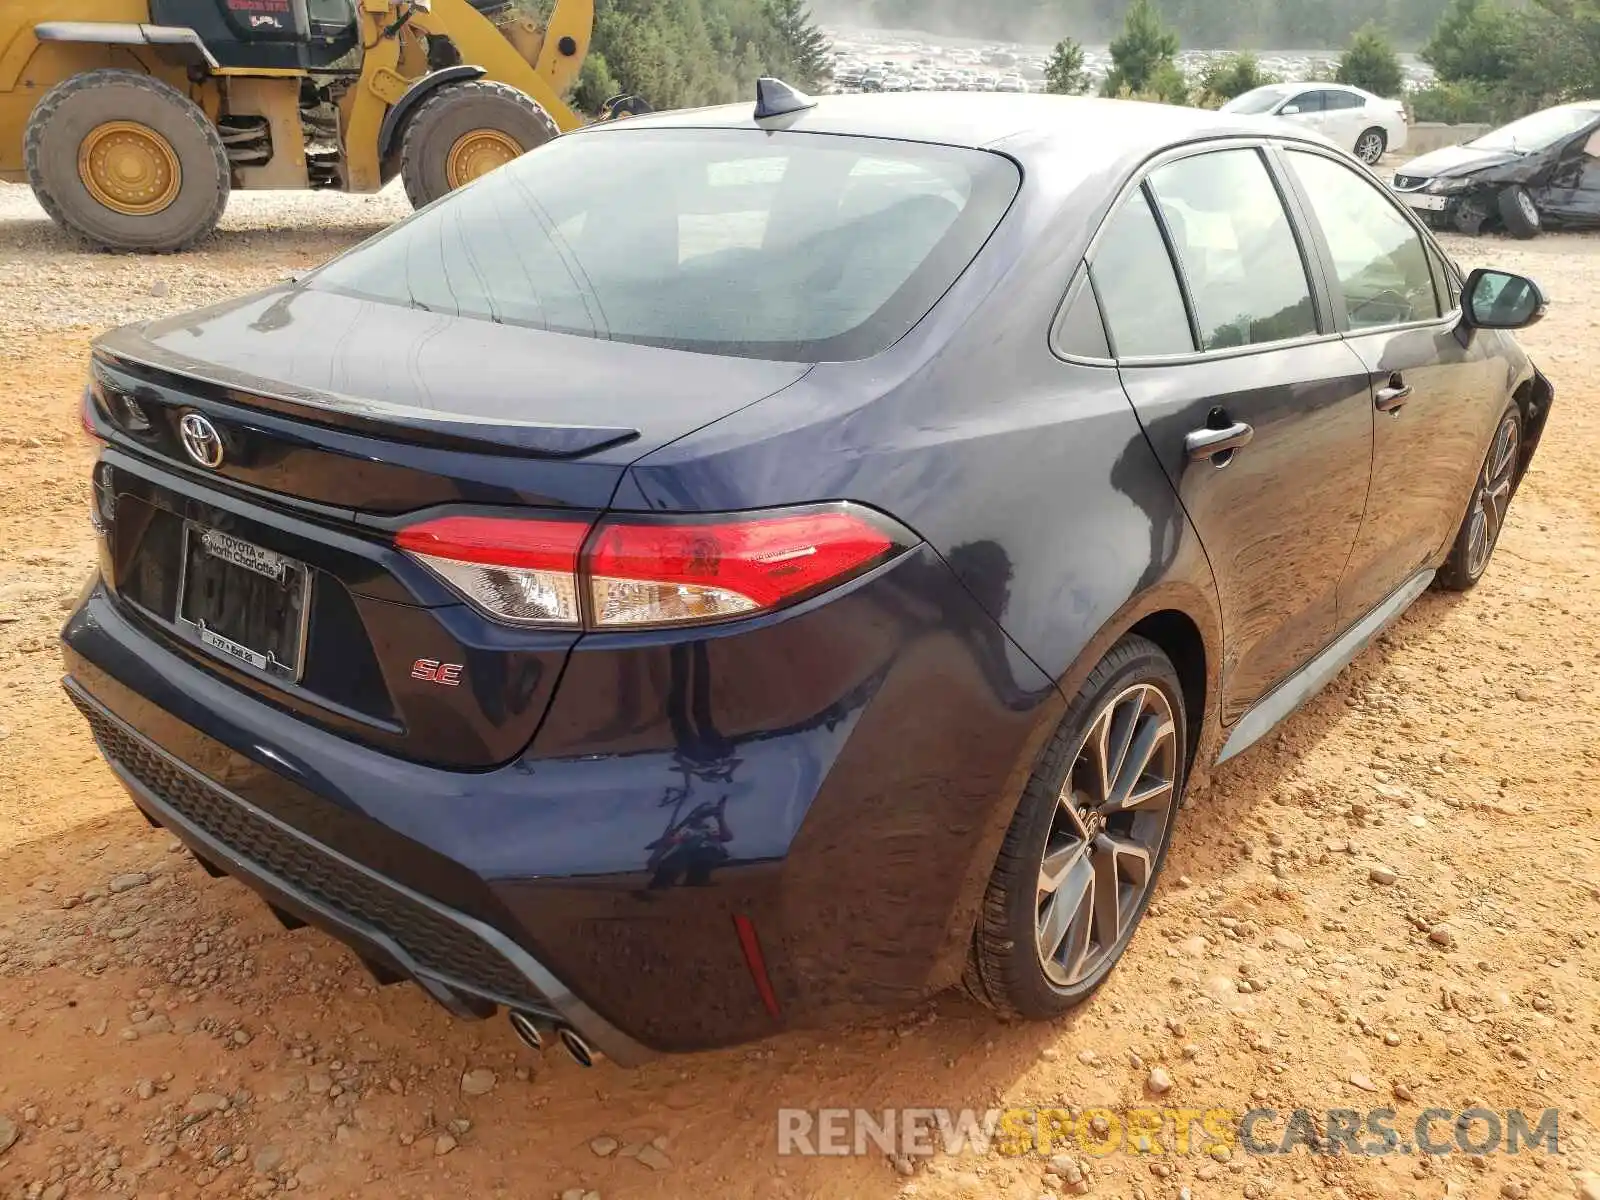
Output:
[
  {"xmin": 394, "ymin": 506, "xmax": 906, "ymax": 630},
  {"xmin": 587, "ymin": 510, "xmax": 895, "ymax": 628},
  {"xmin": 395, "ymin": 515, "xmax": 589, "ymax": 627},
  {"xmin": 80, "ymin": 387, "xmax": 106, "ymax": 444}
]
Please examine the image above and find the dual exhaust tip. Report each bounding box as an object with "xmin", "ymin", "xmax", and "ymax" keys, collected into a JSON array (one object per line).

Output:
[{"xmin": 508, "ymin": 1009, "xmax": 595, "ymax": 1068}]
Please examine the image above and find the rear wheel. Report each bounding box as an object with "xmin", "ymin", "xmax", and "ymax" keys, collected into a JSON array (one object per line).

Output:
[
  {"xmin": 1498, "ymin": 185, "xmax": 1542, "ymax": 239},
  {"xmin": 1436, "ymin": 404, "xmax": 1522, "ymax": 592},
  {"xmin": 1354, "ymin": 127, "xmax": 1387, "ymax": 165},
  {"xmin": 399, "ymin": 81, "xmax": 558, "ymax": 209},
  {"xmin": 24, "ymin": 70, "xmax": 229, "ymax": 253},
  {"xmin": 965, "ymin": 635, "xmax": 1186, "ymax": 1019}
]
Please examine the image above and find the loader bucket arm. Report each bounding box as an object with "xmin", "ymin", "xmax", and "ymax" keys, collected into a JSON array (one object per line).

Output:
[{"xmin": 410, "ymin": 0, "xmax": 588, "ymax": 127}]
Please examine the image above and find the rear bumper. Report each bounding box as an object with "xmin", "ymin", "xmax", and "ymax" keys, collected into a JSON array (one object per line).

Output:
[
  {"xmin": 65, "ymin": 677, "xmax": 654, "ymax": 1067},
  {"xmin": 63, "ymin": 539, "xmax": 1062, "ymax": 1053}
]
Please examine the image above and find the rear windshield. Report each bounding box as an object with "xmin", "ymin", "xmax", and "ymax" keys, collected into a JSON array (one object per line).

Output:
[{"xmin": 309, "ymin": 128, "xmax": 1020, "ymax": 362}]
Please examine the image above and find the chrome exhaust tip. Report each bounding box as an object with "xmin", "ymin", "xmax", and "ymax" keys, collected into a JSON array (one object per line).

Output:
[
  {"xmin": 558, "ymin": 1027, "xmax": 595, "ymax": 1068},
  {"xmin": 507, "ymin": 1010, "xmax": 547, "ymax": 1051}
]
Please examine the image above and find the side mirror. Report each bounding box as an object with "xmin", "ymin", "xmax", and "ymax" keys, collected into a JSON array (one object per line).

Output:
[
  {"xmin": 1280, "ymin": 104, "xmax": 1301, "ymax": 115},
  {"xmin": 1463, "ymin": 268, "xmax": 1548, "ymax": 330}
]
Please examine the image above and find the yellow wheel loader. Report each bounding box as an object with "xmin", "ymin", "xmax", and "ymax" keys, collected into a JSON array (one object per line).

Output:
[{"xmin": 0, "ymin": 0, "xmax": 643, "ymax": 252}]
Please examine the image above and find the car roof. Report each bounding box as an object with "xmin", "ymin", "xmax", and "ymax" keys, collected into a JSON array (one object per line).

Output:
[{"xmin": 578, "ymin": 92, "xmax": 1333, "ymax": 164}]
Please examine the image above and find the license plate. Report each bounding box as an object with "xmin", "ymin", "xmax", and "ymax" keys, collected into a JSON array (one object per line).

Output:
[
  {"xmin": 177, "ymin": 523, "xmax": 310, "ymax": 681},
  {"xmin": 1401, "ymin": 193, "xmax": 1448, "ymax": 212}
]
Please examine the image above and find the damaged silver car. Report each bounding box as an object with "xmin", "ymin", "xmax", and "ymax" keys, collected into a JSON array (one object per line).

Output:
[{"xmin": 1392, "ymin": 101, "xmax": 1600, "ymax": 238}]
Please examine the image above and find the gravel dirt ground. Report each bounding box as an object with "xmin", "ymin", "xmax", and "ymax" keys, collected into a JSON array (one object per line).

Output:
[{"xmin": 2, "ymin": 181, "xmax": 1600, "ymax": 1200}]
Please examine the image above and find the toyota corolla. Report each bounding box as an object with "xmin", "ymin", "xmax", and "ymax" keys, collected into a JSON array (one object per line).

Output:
[{"xmin": 64, "ymin": 87, "xmax": 1553, "ymax": 1065}]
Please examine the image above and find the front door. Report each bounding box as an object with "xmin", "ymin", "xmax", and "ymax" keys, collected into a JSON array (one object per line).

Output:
[
  {"xmin": 1278, "ymin": 89, "xmax": 1327, "ymax": 138},
  {"xmin": 1278, "ymin": 147, "xmax": 1504, "ymax": 623},
  {"xmin": 1089, "ymin": 145, "xmax": 1376, "ymax": 722}
]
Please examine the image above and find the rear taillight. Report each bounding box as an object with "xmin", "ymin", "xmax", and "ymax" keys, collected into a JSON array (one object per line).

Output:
[
  {"xmin": 394, "ymin": 515, "xmax": 587, "ymax": 627},
  {"xmin": 395, "ymin": 504, "xmax": 909, "ymax": 630},
  {"xmin": 80, "ymin": 387, "xmax": 106, "ymax": 444}
]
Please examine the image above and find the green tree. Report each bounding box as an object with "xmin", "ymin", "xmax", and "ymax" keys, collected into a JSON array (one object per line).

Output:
[
  {"xmin": 1336, "ymin": 23, "xmax": 1404, "ymax": 95},
  {"xmin": 1145, "ymin": 58, "xmax": 1193, "ymax": 103},
  {"xmin": 1524, "ymin": 0, "xmax": 1600, "ymax": 101},
  {"xmin": 1421, "ymin": 0, "xmax": 1518, "ymax": 84},
  {"xmin": 1044, "ymin": 36, "xmax": 1091, "ymax": 95},
  {"xmin": 572, "ymin": 50, "xmax": 622, "ymax": 115},
  {"xmin": 1197, "ymin": 52, "xmax": 1279, "ymax": 104},
  {"xmin": 586, "ymin": 0, "xmax": 809, "ymax": 113},
  {"xmin": 1101, "ymin": 0, "xmax": 1180, "ymax": 98},
  {"xmin": 766, "ymin": 0, "xmax": 831, "ymax": 90}
]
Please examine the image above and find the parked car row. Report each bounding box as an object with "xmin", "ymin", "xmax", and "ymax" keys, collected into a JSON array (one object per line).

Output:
[{"xmin": 832, "ymin": 62, "xmax": 1029, "ymax": 93}]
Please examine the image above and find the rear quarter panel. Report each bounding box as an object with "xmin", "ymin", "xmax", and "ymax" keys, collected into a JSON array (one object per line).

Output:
[
  {"xmin": 620, "ymin": 150, "xmax": 1226, "ymax": 802},
  {"xmin": 622, "ymin": 146, "xmax": 1224, "ymax": 726}
]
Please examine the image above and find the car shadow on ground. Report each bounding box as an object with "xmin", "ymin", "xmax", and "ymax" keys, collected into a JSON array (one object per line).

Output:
[{"xmin": 0, "ymin": 587, "xmax": 1468, "ymax": 1196}]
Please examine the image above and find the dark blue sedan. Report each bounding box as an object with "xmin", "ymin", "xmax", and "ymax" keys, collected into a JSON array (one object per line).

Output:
[{"xmin": 64, "ymin": 87, "xmax": 1552, "ymax": 1064}]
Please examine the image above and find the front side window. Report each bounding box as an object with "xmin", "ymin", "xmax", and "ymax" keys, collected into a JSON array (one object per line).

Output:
[
  {"xmin": 1284, "ymin": 149, "xmax": 1442, "ymax": 330},
  {"xmin": 1089, "ymin": 187, "xmax": 1195, "ymax": 358},
  {"xmin": 1146, "ymin": 149, "xmax": 1319, "ymax": 351},
  {"xmin": 1283, "ymin": 91, "xmax": 1325, "ymax": 114},
  {"xmin": 309, "ymin": 128, "xmax": 1020, "ymax": 362}
]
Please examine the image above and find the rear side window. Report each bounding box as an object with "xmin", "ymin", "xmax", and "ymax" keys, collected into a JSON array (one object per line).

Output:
[
  {"xmin": 308, "ymin": 129, "xmax": 1020, "ymax": 362},
  {"xmin": 1052, "ymin": 271, "xmax": 1112, "ymax": 359},
  {"xmin": 1324, "ymin": 91, "xmax": 1364, "ymax": 111},
  {"xmin": 1146, "ymin": 149, "xmax": 1319, "ymax": 351},
  {"xmin": 1089, "ymin": 188, "xmax": 1194, "ymax": 357},
  {"xmin": 1284, "ymin": 149, "xmax": 1443, "ymax": 329}
]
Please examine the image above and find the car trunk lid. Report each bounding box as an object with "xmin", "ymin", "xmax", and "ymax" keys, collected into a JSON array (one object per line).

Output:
[
  {"xmin": 93, "ymin": 286, "xmax": 812, "ymax": 512},
  {"xmin": 85, "ymin": 291, "xmax": 811, "ymax": 769}
]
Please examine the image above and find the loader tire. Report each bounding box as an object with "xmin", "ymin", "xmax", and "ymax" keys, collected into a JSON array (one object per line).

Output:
[
  {"xmin": 25, "ymin": 69, "xmax": 229, "ymax": 253},
  {"xmin": 399, "ymin": 81, "xmax": 558, "ymax": 209}
]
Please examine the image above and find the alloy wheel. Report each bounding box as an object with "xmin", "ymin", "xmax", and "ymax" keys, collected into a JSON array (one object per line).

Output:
[
  {"xmin": 1355, "ymin": 132, "xmax": 1384, "ymax": 165},
  {"xmin": 1036, "ymin": 683, "xmax": 1177, "ymax": 988},
  {"xmin": 1465, "ymin": 412, "xmax": 1520, "ymax": 578},
  {"xmin": 1517, "ymin": 190, "xmax": 1540, "ymax": 225}
]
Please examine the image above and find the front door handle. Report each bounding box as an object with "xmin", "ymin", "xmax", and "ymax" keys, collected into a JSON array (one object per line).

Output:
[
  {"xmin": 1185, "ymin": 421, "xmax": 1255, "ymax": 463},
  {"xmin": 1375, "ymin": 381, "xmax": 1412, "ymax": 413}
]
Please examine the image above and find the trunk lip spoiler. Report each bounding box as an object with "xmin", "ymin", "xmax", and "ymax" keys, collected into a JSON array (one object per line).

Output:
[{"xmin": 91, "ymin": 332, "xmax": 641, "ymax": 461}]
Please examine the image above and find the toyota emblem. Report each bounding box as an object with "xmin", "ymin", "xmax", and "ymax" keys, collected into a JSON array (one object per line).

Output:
[{"xmin": 178, "ymin": 412, "xmax": 224, "ymax": 469}]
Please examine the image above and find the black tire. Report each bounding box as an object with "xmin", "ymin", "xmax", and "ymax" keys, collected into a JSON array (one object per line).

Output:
[
  {"xmin": 24, "ymin": 69, "xmax": 229, "ymax": 253},
  {"xmin": 964, "ymin": 635, "xmax": 1187, "ymax": 1020},
  {"xmin": 399, "ymin": 80, "xmax": 558, "ymax": 209},
  {"xmin": 1354, "ymin": 126, "xmax": 1387, "ymax": 166},
  {"xmin": 1436, "ymin": 403, "xmax": 1523, "ymax": 592},
  {"xmin": 1498, "ymin": 185, "xmax": 1542, "ymax": 239}
]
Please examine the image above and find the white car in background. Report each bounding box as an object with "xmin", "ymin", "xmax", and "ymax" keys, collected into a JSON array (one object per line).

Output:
[{"xmin": 1222, "ymin": 82, "xmax": 1408, "ymax": 165}]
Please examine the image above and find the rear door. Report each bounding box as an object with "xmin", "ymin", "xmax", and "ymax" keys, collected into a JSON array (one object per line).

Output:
[
  {"xmin": 1277, "ymin": 145, "xmax": 1502, "ymax": 624},
  {"xmin": 1094, "ymin": 144, "xmax": 1376, "ymax": 722},
  {"xmin": 1321, "ymin": 90, "xmax": 1367, "ymax": 152},
  {"xmin": 1535, "ymin": 119, "xmax": 1600, "ymax": 224}
]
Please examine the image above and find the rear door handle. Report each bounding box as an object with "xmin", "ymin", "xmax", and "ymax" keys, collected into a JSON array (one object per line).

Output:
[
  {"xmin": 1185, "ymin": 422, "xmax": 1255, "ymax": 463},
  {"xmin": 1375, "ymin": 383, "xmax": 1412, "ymax": 413}
]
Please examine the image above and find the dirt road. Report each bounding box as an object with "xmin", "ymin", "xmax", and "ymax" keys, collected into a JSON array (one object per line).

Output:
[{"xmin": 2, "ymin": 183, "xmax": 1599, "ymax": 1200}]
